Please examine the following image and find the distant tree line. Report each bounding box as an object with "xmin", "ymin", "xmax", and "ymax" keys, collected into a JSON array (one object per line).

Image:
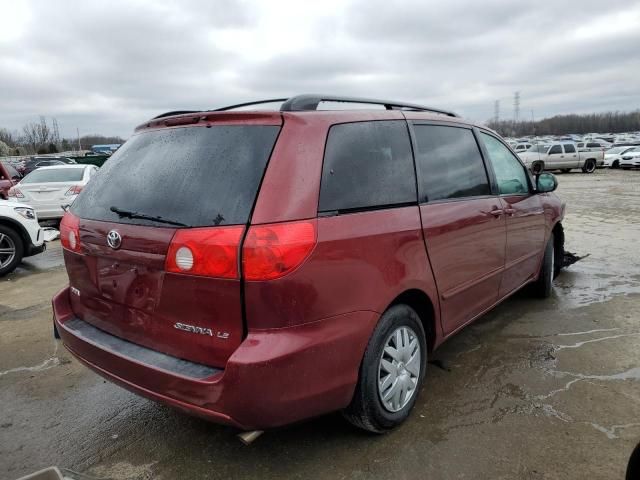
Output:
[
  {"xmin": 0, "ymin": 117, "xmax": 125, "ymax": 156},
  {"xmin": 487, "ymin": 110, "xmax": 640, "ymax": 137}
]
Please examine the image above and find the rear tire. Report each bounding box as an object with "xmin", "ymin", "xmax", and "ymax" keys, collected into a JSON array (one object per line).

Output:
[
  {"xmin": 612, "ymin": 160, "xmax": 619, "ymax": 169},
  {"xmin": 531, "ymin": 234, "xmax": 554, "ymax": 298},
  {"xmin": 343, "ymin": 304, "xmax": 427, "ymax": 433},
  {"xmin": 582, "ymin": 159, "xmax": 596, "ymax": 173},
  {"xmin": 0, "ymin": 225, "xmax": 24, "ymax": 276}
]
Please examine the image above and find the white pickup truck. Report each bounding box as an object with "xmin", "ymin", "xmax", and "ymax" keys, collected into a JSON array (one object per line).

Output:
[{"xmin": 518, "ymin": 142, "xmax": 604, "ymax": 174}]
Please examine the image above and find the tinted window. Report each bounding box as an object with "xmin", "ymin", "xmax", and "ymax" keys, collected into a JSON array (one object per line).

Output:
[
  {"xmin": 480, "ymin": 133, "xmax": 529, "ymax": 195},
  {"xmin": 72, "ymin": 125, "xmax": 280, "ymax": 227},
  {"xmin": 563, "ymin": 144, "xmax": 576, "ymax": 153},
  {"xmin": 0, "ymin": 162, "xmax": 19, "ymax": 179},
  {"xmin": 549, "ymin": 145, "xmax": 562, "ymax": 154},
  {"xmin": 577, "ymin": 143, "xmax": 584, "ymax": 148},
  {"xmin": 318, "ymin": 121, "xmax": 416, "ymax": 212},
  {"xmin": 22, "ymin": 167, "xmax": 85, "ymax": 183},
  {"xmin": 413, "ymin": 125, "xmax": 490, "ymax": 202},
  {"xmin": 587, "ymin": 142, "xmax": 600, "ymax": 148}
]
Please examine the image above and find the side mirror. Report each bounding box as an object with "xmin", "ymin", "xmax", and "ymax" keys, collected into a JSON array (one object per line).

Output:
[{"xmin": 536, "ymin": 172, "xmax": 558, "ymax": 193}]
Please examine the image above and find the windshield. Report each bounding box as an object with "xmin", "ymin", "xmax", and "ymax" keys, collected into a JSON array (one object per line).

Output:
[
  {"xmin": 527, "ymin": 144, "xmax": 550, "ymax": 153},
  {"xmin": 72, "ymin": 125, "xmax": 280, "ymax": 227},
  {"xmin": 21, "ymin": 167, "xmax": 85, "ymax": 183}
]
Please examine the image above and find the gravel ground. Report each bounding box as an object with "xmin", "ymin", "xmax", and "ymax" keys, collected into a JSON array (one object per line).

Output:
[{"xmin": 1, "ymin": 169, "xmax": 639, "ymax": 480}]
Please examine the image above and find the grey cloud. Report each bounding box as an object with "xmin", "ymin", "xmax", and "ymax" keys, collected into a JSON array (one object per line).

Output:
[{"xmin": 1, "ymin": 0, "xmax": 639, "ymax": 138}]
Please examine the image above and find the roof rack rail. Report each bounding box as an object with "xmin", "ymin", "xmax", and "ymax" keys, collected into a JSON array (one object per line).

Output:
[
  {"xmin": 280, "ymin": 94, "xmax": 459, "ymax": 117},
  {"xmin": 153, "ymin": 110, "xmax": 200, "ymax": 119},
  {"xmin": 154, "ymin": 95, "xmax": 459, "ymax": 119},
  {"xmin": 214, "ymin": 98, "xmax": 288, "ymax": 111}
]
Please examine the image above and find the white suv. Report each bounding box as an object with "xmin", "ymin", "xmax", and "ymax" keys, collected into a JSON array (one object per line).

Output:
[{"xmin": 0, "ymin": 199, "xmax": 45, "ymax": 275}]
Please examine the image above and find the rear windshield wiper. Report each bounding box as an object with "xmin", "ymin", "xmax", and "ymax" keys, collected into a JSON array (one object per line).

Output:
[{"xmin": 109, "ymin": 206, "xmax": 189, "ymax": 227}]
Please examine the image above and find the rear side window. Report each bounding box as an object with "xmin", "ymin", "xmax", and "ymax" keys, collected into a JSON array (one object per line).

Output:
[
  {"xmin": 412, "ymin": 125, "xmax": 490, "ymax": 202},
  {"xmin": 564, "ymin": 144, "xmax": 576, "ymax": 153},
  {"xmin": 549, "ymin": 145, "xmax": 562, "ymax": 154},
  {"xmin": 72, "ymin": 125, "xmax": 280, "ymax": 227},
  {"xmin": 587, "ymin": 142, "xmax": 600, "ymax": 148},
  {"xmin": 22, "ymin": 168, "xmax": 85, "ymax": 183},
  {"xmin": 318, "ymin": 121, "xmax": 416, "ymax": 212}
]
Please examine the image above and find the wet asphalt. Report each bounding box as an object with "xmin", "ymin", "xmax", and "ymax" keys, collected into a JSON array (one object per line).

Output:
[{"xmin": 1, "ymin": 169, "xmax": 639, "ymax": 480}]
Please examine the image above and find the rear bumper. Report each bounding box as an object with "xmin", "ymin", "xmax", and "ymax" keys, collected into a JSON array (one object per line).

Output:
[
  {"xmin": 34, "ymin": 206, "xmax": 65, "ymax": 220},
  {"xmin": 52, "ymin": 286, "xmax": 378, "ymax": 430}
]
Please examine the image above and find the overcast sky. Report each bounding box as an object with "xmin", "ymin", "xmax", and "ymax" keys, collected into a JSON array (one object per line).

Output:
[{"xmin": 1, "ymin": 0, "xmax": 639, "ymax": 138}]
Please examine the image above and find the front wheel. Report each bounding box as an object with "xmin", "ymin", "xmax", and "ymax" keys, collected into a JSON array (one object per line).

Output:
[
  {"xmin": 343, "ymin": 304, "xmax": 427, "ymax": 433},
  {"xmin": 0, "ymin": 225, "xmax": 24, "ymax": 276},
  {"xmin": 612, "ymin": 160, "xmax": 620, "ymax": 169},
  {"xmin": 582, "ymin": 159, "xmax": 596, "ymax": 173},
  {"xmin": 531, "ymin": 234, "xmax": 555, "ymax": 298}
]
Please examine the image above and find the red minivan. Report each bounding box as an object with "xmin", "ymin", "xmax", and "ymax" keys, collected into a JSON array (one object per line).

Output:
[{"xmin": 53, "ymin": 95, "xmax": 565, "ymax": 433}]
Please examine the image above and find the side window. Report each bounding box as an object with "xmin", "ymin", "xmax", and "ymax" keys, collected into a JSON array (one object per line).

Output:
[
  {"xmin": 412, "ymin": 125, "xmax": 491, "ymax": 202},
  {"xmin": 564, "ymin": 144, "xmax": 576, "ymax": 153},
  {"xmin": 318, "ymin": 121, "xmax": 416, "ymax": 212},
  {"xmin": 587, "ymin": 142, "xmax": 599, "ymax": 148},
  {"xmin": 480, "ymin": 133, "xmax": 530, "ymax": 195},
  {"xmin": 549, "ymin": 145, "xmax": 562, "ymax": 154},
  {"xmin": 577, "ymin": 143, "xmax": 584, "ymax": 148}
]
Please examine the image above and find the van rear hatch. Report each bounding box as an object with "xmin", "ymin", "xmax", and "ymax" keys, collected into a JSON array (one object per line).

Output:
[{"xmin": 64, "ymin": 115, "xmax": 281, "ymax": 368}]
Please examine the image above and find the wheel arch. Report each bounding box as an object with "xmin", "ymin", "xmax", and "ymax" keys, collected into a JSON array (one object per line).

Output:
[
  {"xmin": 0, "ymin": 217, "xmax": 29, "ymax": 248},
  {"xmin": 388, "ymin": 289, "xmax": 437, "ymax": 354}
]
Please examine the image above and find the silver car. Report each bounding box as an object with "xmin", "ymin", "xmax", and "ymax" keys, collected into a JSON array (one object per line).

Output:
[{"xmin": 8, "ymin": 164, "xmax": 99, "ymax": 220}]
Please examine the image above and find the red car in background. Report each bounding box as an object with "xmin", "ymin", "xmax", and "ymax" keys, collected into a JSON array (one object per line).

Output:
[
  {"xmin": 0, "ymin": 161, "xmax": 22, "ymax": 199},
  {"xmin": 52, "ymin": 95, "xmax": 565, "ymax": 433}
]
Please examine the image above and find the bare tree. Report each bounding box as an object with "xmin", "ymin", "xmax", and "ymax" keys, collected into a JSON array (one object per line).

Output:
[
  {"xmin": 0, "ymin": 128, "xmax": 17, "ymax": 147},
  {"xmin": 22, "ymin": 116, "xmax": 54, "ymax": 153}
]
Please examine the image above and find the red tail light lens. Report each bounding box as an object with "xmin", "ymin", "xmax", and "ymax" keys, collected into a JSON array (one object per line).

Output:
[
  {"xmin": 165, "ymin": 226, "xmax": 244, "ymax": 278},
  {"xmin": 65, "ymin": 185, "xmax": 83, "ymax": 196},
  {"xmin": 60, "ymin": 212, "xmax": 81, "ymax": 252},
  {"xmin": 243, "ymin": 220, "xmax": 317, "ymax": 281},
  {"xmin": 8, "ymin": 187, "xmax": 24, "ymax": 198}
]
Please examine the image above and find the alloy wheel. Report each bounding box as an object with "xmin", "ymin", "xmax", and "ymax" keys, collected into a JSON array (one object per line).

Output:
[{"xmin": 0, "ymin": 233, "xmax": 16, "ymax": 269}]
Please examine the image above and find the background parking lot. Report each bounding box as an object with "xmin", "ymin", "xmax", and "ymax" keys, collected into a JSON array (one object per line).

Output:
[{"xmin": 1, "ymin": 169, "xmax": 639, "ymax": 480}]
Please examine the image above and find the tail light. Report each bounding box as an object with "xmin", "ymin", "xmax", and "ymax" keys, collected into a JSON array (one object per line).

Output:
[
  {"xmin": 8, "ymin": 187, "xmax": 24, "ymax": 199},
  {"xmin": 60, "ymin": 212, "xmax": 81, "ymax": 252},
  {"xmin": 243, "ymin": 219, "xmax": 317, "ymax": 281},
  {"xmin": 65, "ymin": 185, "xmax": 83, "ymax": 196},
  {"xmin": 165, "ymin": 226, "xmax": 244, "ymax": 278}
]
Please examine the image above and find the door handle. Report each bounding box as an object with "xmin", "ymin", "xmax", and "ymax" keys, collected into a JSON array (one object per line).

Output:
[
  {"xmin": 560, "ymin": 155, "xmax": 564, "ymax": 158},
  {"xmin": 482, "ymin": 209, "xmax": 503, "ymax": 217}
]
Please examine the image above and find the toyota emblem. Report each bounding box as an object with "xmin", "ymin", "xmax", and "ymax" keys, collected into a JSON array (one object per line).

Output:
[{"xmin": 107, "ymin": 230, "xmax": 122, "ymax": 250}]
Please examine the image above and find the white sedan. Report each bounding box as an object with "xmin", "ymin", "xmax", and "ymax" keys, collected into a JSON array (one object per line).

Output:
[
  {"xmin": 603, "ymin": 146, "xmax": 639, "ymax": 168},
  {"xmin": 8, "ymin": 164, "xmax": 99, "ymax": 220}
]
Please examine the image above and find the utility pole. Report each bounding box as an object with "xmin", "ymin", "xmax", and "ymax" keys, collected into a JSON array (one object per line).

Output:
[
  {"xmin": 77, "ymin": 127, "xmax": 81, "ymax": 152},
  {"xmin": 494, "ymin": 100, "xmax": 500, "ymax": 125},
  {"xmin": 513, "ymin": 91, "xmax": 520, "ymax": 123}
]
